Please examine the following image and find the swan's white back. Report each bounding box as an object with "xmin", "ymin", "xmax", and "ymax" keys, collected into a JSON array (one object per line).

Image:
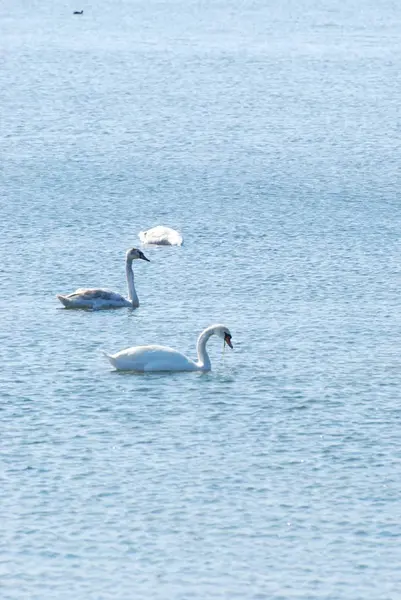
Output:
[
  {"xmin": 105, "ymin": 345, "xmax": 198, "ymax": 372},
  {"xmin": 139, "ymin": 226, "xmax": 183, "ymax": 246}
]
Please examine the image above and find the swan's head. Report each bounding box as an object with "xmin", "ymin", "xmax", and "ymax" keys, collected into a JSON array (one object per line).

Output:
[
  {"xmin": 126, "ymin": 247, "xmax": 150, "ymax": 262},
  {"xmin": 214, "ymin": 325, "xmax": 233, "ymax": 349}
]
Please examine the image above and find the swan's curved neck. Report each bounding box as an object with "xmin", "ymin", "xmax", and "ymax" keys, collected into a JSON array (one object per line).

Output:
[
  {"xmin": 126, "ymin": 257, "xmax": 138, "ymax": 307},
  {"xmin": 196, "ymin": 326, "xmax": 215, "ymax": 370}
]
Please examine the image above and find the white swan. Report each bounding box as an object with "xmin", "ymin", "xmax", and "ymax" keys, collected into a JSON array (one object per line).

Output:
[
  {"xmin": 57, "ymin": 248, "xmax": 150, "ymax": 310},
  {"xmin": 139, "ymin": 226, "xmax": 183, "ymax": 246},
  {"xmin": 104, "ymin": 324, "xmax": 233, "ymax": 371}
]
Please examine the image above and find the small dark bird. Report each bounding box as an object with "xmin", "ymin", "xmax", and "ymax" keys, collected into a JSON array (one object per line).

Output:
[{"xmin": 73, "ymin": 10, "xmax": 83, "ymax": 14}]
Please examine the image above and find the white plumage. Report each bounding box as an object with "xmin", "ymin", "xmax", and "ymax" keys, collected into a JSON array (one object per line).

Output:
[
  {"xmin": 139, "ymin": 226, "xmax": 183, "ymax": 246},
  {"xmin": 104, "ymin": 324, "xmax": 233, "ymax": 372}
]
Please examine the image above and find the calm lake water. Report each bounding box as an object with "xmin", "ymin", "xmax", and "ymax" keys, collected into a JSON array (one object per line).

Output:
[{"xmin": 1, "ymin": 0, "xmax": 401, "ymax": 598}]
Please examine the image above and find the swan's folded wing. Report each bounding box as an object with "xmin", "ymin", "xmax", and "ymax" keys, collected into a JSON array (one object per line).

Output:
[
  {"xmin": 58, "ymin": 288, "xmax": 130, "ymax": 309},
  {"xmin": 68, "ymin": 288, "xmax": 124, "ymax": 301},
  {"xmin": 139, "ymin": 226, "xmax": 183, "ymax": 246},
  {"xmin": 109, "ymin": 345, "xmax": 196, "ymax": 371}
]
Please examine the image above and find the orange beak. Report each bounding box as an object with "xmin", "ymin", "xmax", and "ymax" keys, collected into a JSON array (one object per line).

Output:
[{"xmin": 224, "ymin": 333, "xmax": 233, "ymax": 349}]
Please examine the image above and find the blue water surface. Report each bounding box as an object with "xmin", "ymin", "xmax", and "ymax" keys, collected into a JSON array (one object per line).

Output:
[{"xmin": 1, "ymin": 0, "xmax": 401, "ymax": 598}]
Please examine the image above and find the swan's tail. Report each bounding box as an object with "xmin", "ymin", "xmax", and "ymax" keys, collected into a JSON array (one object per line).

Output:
[
  {"xmin": 56, "ymin": 294, "xmax": 76, "ymax": 308},
  {"xmin": 102, "ymin": 351, "xmax": 117, "ymax": 369}
]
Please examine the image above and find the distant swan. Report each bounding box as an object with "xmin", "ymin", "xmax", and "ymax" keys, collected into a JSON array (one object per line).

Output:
[
  {"xmin": 57, "ymin": 248, "xmax": 150, "ymax": 310},
  {"xmin": 139, "ymin": 226, "xmax": 183, "ymax": 246},
  {"xmin": 104, "ymin": 324, "xmax": 233, "ymax": 371}
]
